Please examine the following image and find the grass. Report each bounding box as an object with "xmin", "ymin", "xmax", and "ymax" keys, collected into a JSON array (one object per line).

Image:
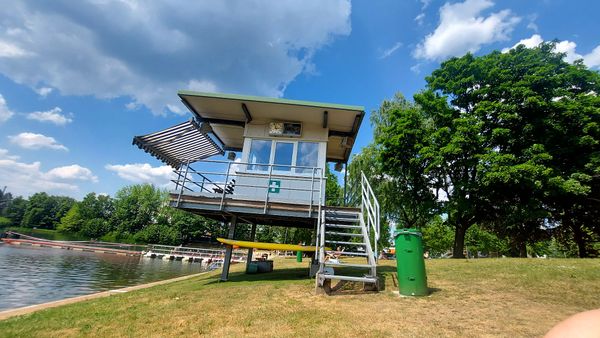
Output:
[{"xmin": 0, "ymin": 258, "xmax": 599, "ymax": 337}]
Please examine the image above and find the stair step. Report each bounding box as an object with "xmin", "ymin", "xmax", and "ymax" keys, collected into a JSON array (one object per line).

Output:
[
  {"xmin": 326, "ymin": 224, "xmax": 362, "ymax": 229},
  {"xmin": 325, "ymin": 240, "xmax": 366, "ymax": 246},
  {"xmin": 326, "ymin": 251, "xmax": 369, "ymax": 257},
  {"xmin": 325, "ymin": 231, "xmax": 363, "ymax": 237},
  {"xmin": 320, "ymin": 274, "xmax": 378, "ymax": 284},
  {"xmin": 325, "ymin": 262, "xmax": 375, "ymax": 268},
  {"xmin": 324, "ymin": 210, "xmax": 360, "ymax": 215},
  {"xmin": 325, "ymin": 215, "xmax": 360, "ymax": 222}
]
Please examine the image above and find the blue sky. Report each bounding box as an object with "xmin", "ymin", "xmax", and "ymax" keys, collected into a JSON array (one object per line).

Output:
[{"xmin": 1, "ymin": 0, "xmax": 599, "ymax": 199}]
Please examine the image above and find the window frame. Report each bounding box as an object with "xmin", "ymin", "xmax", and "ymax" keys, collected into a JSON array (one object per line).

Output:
[{"xmin": 244, "ymin": 138, "xmax": 321, "ymax": 176}]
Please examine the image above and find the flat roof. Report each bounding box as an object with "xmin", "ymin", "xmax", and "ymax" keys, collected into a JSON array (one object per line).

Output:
[
  {"xmin": 178, "ymin": 90, "xmax": 365, "ymax": 112},
  {"xmin": 178, "ymin": 91, "xmax": 365, "ymax": 163}
]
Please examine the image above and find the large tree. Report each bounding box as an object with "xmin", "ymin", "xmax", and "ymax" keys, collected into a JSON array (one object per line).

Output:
[
  {"xmin": 414, "ymin": 42, "xmax": 600, "ymax": 257},
  {"xmin": 112, "ymin": 184, "xmax": 164, "ymax": 235},
  {"xmin": 21, "ymin": 193, "xmax": 75, "ymax": 229},
  {"xmin": 347, "ymin": 95, "xmax": 437, "ymax": 249}
]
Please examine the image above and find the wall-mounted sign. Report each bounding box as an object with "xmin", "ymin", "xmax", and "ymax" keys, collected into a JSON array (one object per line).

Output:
[
  {"xmin": 268, "ymin": 180, "xmax": 281, "ymax": 193},
  {"xmin": 269, "ymin": 122, "xmax": 302, "ymax": 137}
]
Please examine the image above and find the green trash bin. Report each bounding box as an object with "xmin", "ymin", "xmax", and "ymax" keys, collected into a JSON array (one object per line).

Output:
[
  {"xmin": 296, "ymin": 251, "xmax": 303, "ymax": 262},
  {"xmin": 247, "ymin": 263, "xmax": 258, "ymax": 274},
  {"xmin": 394, "ymin": 228, "xmax": 428, "ymax": 296}
]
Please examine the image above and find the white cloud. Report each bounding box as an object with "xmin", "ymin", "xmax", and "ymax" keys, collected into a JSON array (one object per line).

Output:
[
  {"xmin": 105, "ymin": 163, "xmax": 174, "ymax": 187},
  {"xmin": 501, "ymin": 34, "xmax": 544, "ymax": 52},
  {"xmin": 0, "ymin": 40, "xmax": 30, "ymax": 57},
  {"xmin": 585, "ymin": 46, "xmax": 600, "ymax": 69},
  {"xmin": 0, "ymin": 94, "xmax": 14, "ymax": 123},
  {"xmin": 0, "ymin": 148, "xmax": 19, "ymax": 161},
  {"xmin": 0, "ymin": 1, "xmax": 352, "ymax": 115},
  {"xmin": 526, "ymin": 14, "xmax": 538, "ymax": 32},
  {"xmin": 414, "ymin": 0, "xmax": 520, "ymax": 61},
  {"xmin": 46, "ymin": 164, "xmax": 98, "ymax": 183},
  {"xmin": 503, "ymin": 34, "xmax": 600, "ymax": 69},
  {"xmin": 0, "ymin": 148, "xmax": 95, "ymax": 196},
  {"xmin": 8, "ymin": 132, "xmax": 68, "ymax": 151},
  {"xmin": 526, "ymin": 22, "xmax": 538, "ymax": 32},
  {"xmin": 410, "ymin": 63, "xmax": 423, "ymax": 74},
  {"xmin": 35, "ymin": 87, "xmax": 53, "ymax": 97},
  {"xmin": 415, "ymin": 13, "xmax": 426, "ymax": 26},
  {"xmin": 420, "ymin": 0, "xmax": 432, "ymax": 10},
  {"xmin": 379, "ymin": 42, "xmax": 403, "ymax": 59},
  {"xmin": 26, "ymin": 107, "xmax": 73, "ymax": 125},
  {"xmin": 554, "ymin": 40, "xmax": 582, "ymax": 63}
]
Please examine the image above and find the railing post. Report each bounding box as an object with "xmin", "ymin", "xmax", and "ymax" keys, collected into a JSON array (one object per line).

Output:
[
  {"xmin": 308, "ymin": 167, "xmax": 315, "ymax": 218},
  {"xmin": 220, "ymin": 162, "xmax": 231, "ymax": 211},
  {"xmin": 263, "ymin": 164, "xmax": 273, "ymax": 214},
  {"xmin": 176, "ymin": 160, "xmax": 190, "ymax": 207},
  {"xmin": 174, "ymin": 166, "xmax": 182, "ymax": 190}
]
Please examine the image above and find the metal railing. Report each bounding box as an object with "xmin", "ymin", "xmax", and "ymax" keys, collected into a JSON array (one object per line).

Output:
[
  {"xmin": 171, "ymin": 159, "xmax": 325, "ymax": 216},
  {"xmin": 361, "ymin": 171, "xmax": 380, "ymax": 259},
  {"xmin": 145, "ymin": 244, "xmax": 247, "ymax": 262},
  {"xmin": 314, "ymin": 171, "xmax": 380, "ymax": 274}
]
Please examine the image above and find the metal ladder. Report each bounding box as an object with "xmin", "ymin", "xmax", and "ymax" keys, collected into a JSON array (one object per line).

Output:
[
  {"xmin": 317, "ymin": 209, "xmax": 377, "ymax": 287},
  {"xmin": 315, "ymin": 171, "xmax": 380, "ymax": 290}
]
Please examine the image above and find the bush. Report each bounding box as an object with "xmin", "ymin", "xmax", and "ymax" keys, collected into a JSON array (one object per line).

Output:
[{"xmin": 0, "ymin": 216, "xmax": 12, "ymax": 227}]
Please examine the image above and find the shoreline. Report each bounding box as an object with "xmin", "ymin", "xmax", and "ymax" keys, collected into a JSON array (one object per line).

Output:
[{"xmin": 0, "ymin": 270, "xmax": 210, "ymax": 321}]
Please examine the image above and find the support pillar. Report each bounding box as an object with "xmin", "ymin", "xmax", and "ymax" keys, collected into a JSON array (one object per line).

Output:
[
  {"xmin": 245, "ymin": 223, "xmax": 257, "ymax": 272},
  {"xmin": 220, "ymin": 215, "xmax": 237, "ymax": 282}
]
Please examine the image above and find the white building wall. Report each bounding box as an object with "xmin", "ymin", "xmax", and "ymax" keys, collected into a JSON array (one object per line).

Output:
[{"xmin": 233, "ymin": 121, "xmax": 328, "ymax": 205}]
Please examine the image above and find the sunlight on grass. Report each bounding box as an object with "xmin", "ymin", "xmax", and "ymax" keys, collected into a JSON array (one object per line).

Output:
[{"xmin": 1, "ymin": 257, "xmax": 599, "ymax": 337}]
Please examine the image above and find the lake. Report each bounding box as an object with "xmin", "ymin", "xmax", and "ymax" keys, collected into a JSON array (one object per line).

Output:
[{"xmin": 0, "ymin": 243, "xmax": 207, "ymax": 311}]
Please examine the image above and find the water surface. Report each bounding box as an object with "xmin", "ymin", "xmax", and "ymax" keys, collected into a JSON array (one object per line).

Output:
[{"xmin": 0, "ymin": 244, "xmax": 206, "ymax": 311}]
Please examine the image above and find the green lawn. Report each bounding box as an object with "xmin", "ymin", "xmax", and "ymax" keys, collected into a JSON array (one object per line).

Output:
[{"xmin": 1, "ymin": 258, "xmax": 599, "ymax": 337}]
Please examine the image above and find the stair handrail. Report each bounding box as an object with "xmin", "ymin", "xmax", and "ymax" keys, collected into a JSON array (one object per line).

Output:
[{"xmin": 361, "ymin": 171, "xmax": 380, "ymax": 258}]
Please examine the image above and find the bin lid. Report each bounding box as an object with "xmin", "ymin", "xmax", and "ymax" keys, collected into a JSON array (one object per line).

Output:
[{"xmin": 394, "ymin": 228, "xmax": 422, "ymax": 237}]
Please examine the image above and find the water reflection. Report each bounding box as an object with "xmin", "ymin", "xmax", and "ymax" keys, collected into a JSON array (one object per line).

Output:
[{"xmin": 0, "ymin": 244, "xmax": 206, "ymax": 311}]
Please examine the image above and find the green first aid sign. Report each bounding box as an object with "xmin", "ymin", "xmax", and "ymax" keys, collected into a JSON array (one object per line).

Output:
[{"xmin": 268, "ymin": 180, "xmax": 281, "ymax": 193}]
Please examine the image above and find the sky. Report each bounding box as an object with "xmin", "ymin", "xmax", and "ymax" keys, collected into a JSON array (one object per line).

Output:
[{"xmin": 1, "ymin": 0, "xmax": 599, "ymax": 199}]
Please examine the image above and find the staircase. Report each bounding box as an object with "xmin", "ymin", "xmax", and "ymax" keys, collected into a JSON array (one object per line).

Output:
[{"xmin": 315, "ymin": 172, "xmax": 380, "ymax": 292}]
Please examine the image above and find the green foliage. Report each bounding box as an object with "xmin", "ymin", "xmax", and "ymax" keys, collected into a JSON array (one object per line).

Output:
[
  {"xmin": 112, "ymin": 184, "xmax": 165, "ymax": 235},
  {"xmin": 134, "ymin": 223, "xmax": 181, "ymax": 245},
  {"xmin": 0, "ymin": 216, "xmax": 11, "ymax": 227},
  {"xmin": 21, "ymin": 193, "xmax": 75, "ymax": 229},
  {"xmin": 422, "ymin": 216, "xmax": 454, "ymax": 257},
  {"xmin": 57, "ymin": 204, "xmax": 83, "ymax": 233},
  {"xmin": 401, "ymin": 42, "xmax": 600, "ymax": 257},
  {"xmin": 372, "ymin": 93, "xmax": 438, "ymax": 229},
  {"xmin": 465, "ymin": 225, "xmax": 509, "ymax": 257},
  {"xmin": 325, "ymin": 166, "xmax": 344, "ymax": 206},
  {"xmin": 2, "ymin": 196, "xmax": 27, "ymax": 226}
]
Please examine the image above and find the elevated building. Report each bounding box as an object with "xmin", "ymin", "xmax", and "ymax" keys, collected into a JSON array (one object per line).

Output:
[{"xmin": 134, "ymin": 91, "xmax": 380, "ymax": 291}]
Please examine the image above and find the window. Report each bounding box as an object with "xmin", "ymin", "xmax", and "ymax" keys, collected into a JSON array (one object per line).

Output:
[
  {"xmin": 245, "ymin": 139, "xmax": 320, "ymax": 174},
  {"xmin": 248, "ymin": 139, "xmax": 271, "ymax": 171},
  {"xmin": 273, "ymin": 142, "xmax": 294, "ymax": 171},
  {"xmin": 296, "ymin": 142, "xmax": 319, "ymax": 173}
]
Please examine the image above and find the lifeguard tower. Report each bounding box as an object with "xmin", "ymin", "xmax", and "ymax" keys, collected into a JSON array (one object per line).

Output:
[{"xmin": 133, "ymin": 91, "xmax": 381, "ymax": 291}]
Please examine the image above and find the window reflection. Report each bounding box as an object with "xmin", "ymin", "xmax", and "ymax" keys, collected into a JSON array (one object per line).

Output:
[
  {"xmin": 248, "ymin": 139, "xmax": 271, "ymax": 171},
  {"xmin": 273, "ymin": 142, "xmax": 293, "ymax": 171},
  {"xmin": 296, "ymin": 142, "xmax": 318, "ymax": 173}
]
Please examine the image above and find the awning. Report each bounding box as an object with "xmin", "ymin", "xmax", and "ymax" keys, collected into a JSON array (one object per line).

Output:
[{"xmin": 133, "ymin": 119, "xmax": 224, "ymax": 169}]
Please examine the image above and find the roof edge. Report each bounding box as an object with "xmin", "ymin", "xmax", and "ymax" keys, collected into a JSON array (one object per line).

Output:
[{"xmin": 177, "ymin": 90, "xmax": 365, "ymax": 112}]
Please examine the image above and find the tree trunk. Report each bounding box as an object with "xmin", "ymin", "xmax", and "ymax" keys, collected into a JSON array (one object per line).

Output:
[
  {"xmin": 518, "ymin": 242, "xmax": 527, "ymax": 258},
  {"xmin": 452, "ymin": 225, "xmax": 467, "ymax": 258},
  {"xmin": 571, "ymin": 223, "xmax": 588, "ymax": 258}
]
